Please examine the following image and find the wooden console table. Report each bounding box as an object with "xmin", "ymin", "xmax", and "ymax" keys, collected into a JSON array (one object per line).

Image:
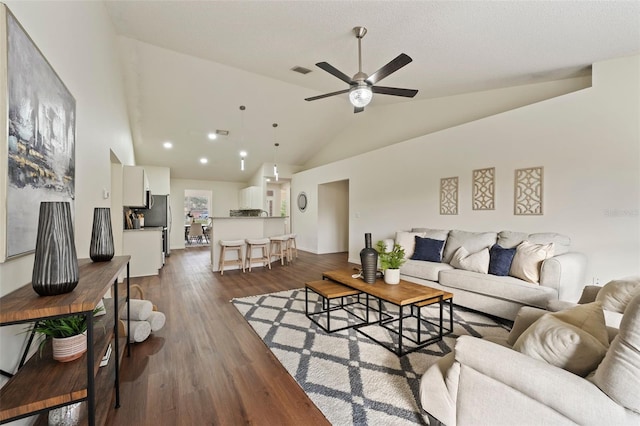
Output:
[{"xmin": 0, "ymin": 256, "xmax": 131, "ymax": 426}]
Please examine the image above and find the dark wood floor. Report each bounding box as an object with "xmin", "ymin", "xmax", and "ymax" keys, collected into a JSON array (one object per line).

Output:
[{"xmin": 106, "ymin": 247, "xmax": 353, "ymax": 426}]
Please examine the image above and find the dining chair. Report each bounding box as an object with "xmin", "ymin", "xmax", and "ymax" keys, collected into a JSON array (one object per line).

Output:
[{"xmin": 188, "ymin": 222, "xmax": 204, "ymax": 244}]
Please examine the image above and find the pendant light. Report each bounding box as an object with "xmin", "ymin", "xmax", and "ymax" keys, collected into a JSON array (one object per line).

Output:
[
  {"xmin": 240, "ymin": 151, "xmax": 247, "ymax": 171},
  {"xmin": 239, "ymin": 105, "xmax": 247, "ymax": 171},
  {"xmin": 272, "ymin": 123, "xmax": 279, "ymax": 181}
]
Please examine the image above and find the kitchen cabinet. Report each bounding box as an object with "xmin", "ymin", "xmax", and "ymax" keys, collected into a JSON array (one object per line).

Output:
[
  {"xmin": 238, "ymin": 186, "xmax": 263, "ymax": 209},
  {"xmin": 123, "ymin": 228, "xmax": 163, "ymax": 277},
  {"xmin": 0, "ymin": 257, "xmax": 131, "ymax": 426},
  {"xmin": 123, "ymin": 166, "xmax": 149, "ymax": 208},
  {"xmin": 143, "ymin": 165, "xmax": 170, "ymax": 195}
]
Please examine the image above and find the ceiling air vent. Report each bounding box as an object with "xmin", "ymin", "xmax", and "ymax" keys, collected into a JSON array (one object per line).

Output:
[
  {"xmin": 216, "ymin": 129, "xmax": 229, "ymax": 136},
  {"xmin": 291, "ymin": 66, "xmax": 312, "ymax": 75}
]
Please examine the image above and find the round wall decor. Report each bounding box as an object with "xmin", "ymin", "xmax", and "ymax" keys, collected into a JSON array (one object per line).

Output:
[{"xmin": 297, "ymin": 192, "xmax": 308, "ymax": 212}]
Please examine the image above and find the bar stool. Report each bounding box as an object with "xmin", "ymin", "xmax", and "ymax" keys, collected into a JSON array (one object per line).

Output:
[
  {"xmin": 269, "ymin": 235, "xmax": 290, "ymax": 266},
  {"xmin": 245, "ymin": 238, "xmax": 271, "ymax": 272},
  {"xmin": 287, "ymin": 233, "xmax": 298, "ymax": 261},
  {"xmin": 218, "ymin": 240, "xmax": 245, "ymax": 275}
]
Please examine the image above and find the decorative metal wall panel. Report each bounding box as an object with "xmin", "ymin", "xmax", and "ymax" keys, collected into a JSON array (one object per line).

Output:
[
  {"xmin": 440, "ymin": 177, "xmax": 458, "ymax": 215},
  {"xmin": 472, "ymin": 167, "xmax": 495, "ymax": 210},
  {"xmin": 514, "ymin": 167, "xmax": 544, "ymax": 215}
]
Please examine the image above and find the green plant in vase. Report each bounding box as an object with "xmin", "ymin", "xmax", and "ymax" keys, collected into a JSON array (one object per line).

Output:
[
  {"xmin": 31, "ymin": 306, "xmax": 104, "ymax": 362},
  {"xmin": 376, "ymin": 240, "xmax": 406, "ymax": 284}
]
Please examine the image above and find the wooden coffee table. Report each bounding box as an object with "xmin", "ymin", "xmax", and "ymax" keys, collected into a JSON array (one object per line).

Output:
[{"xmin": 322, "ymin": 269, "xmax": 451, "ymax": 356}]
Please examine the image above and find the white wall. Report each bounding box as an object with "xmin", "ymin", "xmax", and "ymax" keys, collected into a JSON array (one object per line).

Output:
[
  {"xmin": 305, "ymin": 76, "xmax": 591, "ymax": 168},
  {"xmin": 317, "ymin": 180, "xmax": 349, "ymax": 254},
  {"xmin": 0, "ymin": 1, "xmax": 135, "ymax": 422},
  {"xmin": 292, "ymin": 55, "xmax": 640, "ymax": 284},
  {"xmin": 169, "ymin": 178, "xmax": 245, "ymax": 250}
]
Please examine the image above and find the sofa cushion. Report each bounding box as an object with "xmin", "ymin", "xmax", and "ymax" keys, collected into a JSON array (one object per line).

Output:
[
  {"xmin": 411, "ymin": 228, "xmax": 449, "ymax": 241},
  {"xmin": 592, "ymin": 292, "xmax": 640, "ymax": 413},
  {"xmin": 442, "ymin": 230, "xmax": 497, "ymax": 264},
  {"xmin": 402, "ymin": 259, "xmax": 454, "ymax": 282},
  {"xmin": 395, "ymin": 231, "xmax": 425, "ymax": 259},
  {"xmin": 510, "ymin": 241, "xmax": 555, "ymax": 284},
  {"xmin": 450, "ymin": 247, "xmax": 489, "ymax": 274},
  {"xmin": 513, "ymin": 302, "xmax": 609, "ymax": 377},
  {"xmin": 411, "ymin": 236, "xmax": 445, "ymax": 262},
  {"xmin": 488, "ymin": 244, "xmax": 517, "ymax": 276},
  {"xmin": 498, "ymin": 231, "xmax": 571, "ymax": 256},
  {"xmin": 529, "ymin": 233, "xmax": 570, "ymax": 255},
  {"xmin": 595, "ymin": 276, "xmax": 640, "ymax": 313},
  {"xmin": 496, "ymin": 231, "xmax": 529, "ymax": 248},
  {"xmin": 439, "ymin": 269, "xmax": 556, "ymax": 307}
]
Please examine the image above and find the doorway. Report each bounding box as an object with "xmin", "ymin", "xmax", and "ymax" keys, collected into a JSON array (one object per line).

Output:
[
  {"xmin": 185, "ymin": 189, "xmax": 212, "ymax": 247},
  {"xmin": 317, "ymin": 180, "xmax": 349, "ymax": 254}
]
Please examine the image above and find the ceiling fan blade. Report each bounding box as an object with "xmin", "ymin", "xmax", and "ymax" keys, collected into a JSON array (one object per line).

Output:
[
  {"xmin": 366, "ymin": 53, "xmax": 413, "ymax": 85},
  {"xmin": 305, "ymin": 88, "xmax": 350, "ymax": 102},
  {"xmin": 372, "ymin": 86, "xmax": 418, "ymax": 98},
  {"xmin": 316, "ymin": 62, "xmax": 354, "ymax": 84},
  {"xmin": 354, "ymin": 106, "xmax": 365, "ymax": 114}
]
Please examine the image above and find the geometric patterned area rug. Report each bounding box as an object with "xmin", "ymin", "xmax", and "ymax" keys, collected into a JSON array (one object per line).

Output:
[{"xmin": 232, "ymin": 288, "xmax": 511, "ymax": 425}]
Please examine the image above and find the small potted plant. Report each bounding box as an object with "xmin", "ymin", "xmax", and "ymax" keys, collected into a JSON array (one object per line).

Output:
[
  {"xmin": 32, "ymin": 306, "xmax": 104, "ymax": 362},
  {"xmin": 376, "ymin": 240, "xmax": 406, "ymax": 284}
]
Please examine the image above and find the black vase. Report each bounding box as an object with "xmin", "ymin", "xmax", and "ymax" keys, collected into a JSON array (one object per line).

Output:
[
  {"xmin": 32, "ymin": 202, "xmax": 79, "ymax": 296},
  {"xmin": 360, "ymin": 233, "xmax": 378, "ymax": 284},
  {"xmin": 90, "ymin": 207, "xmax": 114, "ymax": 262}
]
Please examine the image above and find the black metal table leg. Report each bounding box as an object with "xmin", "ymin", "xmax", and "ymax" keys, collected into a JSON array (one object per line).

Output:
[
  {"xmin": 113, "ymin": 277, "xmax": 121, "ymax": 409},
  {"xmin": 126, "ymin": 262, "xmax": 131, "ymax": 357},
  {"xmin": 86, "ymin": 310, "xmax": 95, "ymax": 426}
]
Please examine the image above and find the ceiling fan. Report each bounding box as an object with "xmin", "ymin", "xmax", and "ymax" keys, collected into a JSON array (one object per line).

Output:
[{"xmin": 305, "ymin": 26, "xmax": 418, "ymax": 113}]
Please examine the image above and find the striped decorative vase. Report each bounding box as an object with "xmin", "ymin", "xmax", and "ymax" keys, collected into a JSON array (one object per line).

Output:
[
  {"xmin": 89, "ymin": 207, "xmax": 114, "ymax": 262},
  {"xmin": 32, "ymin": 202, "xmax": 79, "ymax": 296}
]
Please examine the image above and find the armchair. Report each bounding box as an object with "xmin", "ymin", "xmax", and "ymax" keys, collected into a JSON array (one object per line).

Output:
[{"xmin": 419, "ymin": 292, "xmax": 640, "ymax": 426}]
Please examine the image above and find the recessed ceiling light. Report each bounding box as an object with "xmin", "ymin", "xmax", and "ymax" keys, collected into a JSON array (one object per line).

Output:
[
  {"xmin": 200, "ymin": 158, "xmax": 208, "ymax": 164},
  {"xmin": 207, "ymin": 133, "xmax": 217, "ymax": 140},
  {"xmin": 266, "ymin": 178, "xmax": 271, "ymax": 182},
  {"xmin": 163, "ymin": 141, "xmax": 172, "ymax": 149},
  {"xmin": 240, "ymin": 150, "xmax": 247, "ymax": 158}
]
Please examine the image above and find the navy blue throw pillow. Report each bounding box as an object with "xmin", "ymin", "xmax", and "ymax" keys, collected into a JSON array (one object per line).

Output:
[
  {"xmin": 488, "ymin": 244, "xmax": 517, "ymax": 276},
  {"xmin": 411, "ymin": 236, "xmax": 445, "ymax": 263}
]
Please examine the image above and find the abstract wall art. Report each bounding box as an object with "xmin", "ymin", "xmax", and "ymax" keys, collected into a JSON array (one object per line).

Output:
[{"xmin": 0, "ymin": 5, "xmax": 76, "ymax": 261}]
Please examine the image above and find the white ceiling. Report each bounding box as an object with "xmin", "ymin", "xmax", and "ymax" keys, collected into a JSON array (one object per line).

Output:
[{"xmin": 104, "ymin": 0, "xmax": 640, "ymax": 182}]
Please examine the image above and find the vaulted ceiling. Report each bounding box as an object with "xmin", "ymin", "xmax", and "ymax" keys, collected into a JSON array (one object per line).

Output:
[{"xmin": 104, "ymin": 1, "xmax": 640, "ymax": 182}]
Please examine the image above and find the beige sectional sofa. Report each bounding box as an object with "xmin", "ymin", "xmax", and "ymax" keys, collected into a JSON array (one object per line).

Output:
[{"xmin": 392, "ymin": 228, "xmax": 587, "ymax": 321}]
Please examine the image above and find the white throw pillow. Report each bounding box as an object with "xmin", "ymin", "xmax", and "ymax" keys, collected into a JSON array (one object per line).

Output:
[
  {"xmin": 595, "ymin": 276, "xmax": 640, "ymax": 313},
  {"xmin": 449, "ymin": 246, "xmax": 490, "ymax": 274},
  {"xmin": 509, "ymin": 241, "xmax": 555, "ymax": 283},
  {"xmin": 513, "ymin": 302, "xmax": 609, "ymax": 377},
  {"xmin": 395, "ymin": 231, "xmax": 425, "ymax": 259}
]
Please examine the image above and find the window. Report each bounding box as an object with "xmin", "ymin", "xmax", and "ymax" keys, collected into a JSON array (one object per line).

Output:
[{"xmin": 184, "ymin": 190, "xmax": 211, "ymax": 225}]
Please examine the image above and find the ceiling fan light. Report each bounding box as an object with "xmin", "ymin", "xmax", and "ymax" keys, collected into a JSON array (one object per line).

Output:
[{"xmin": 349, "ymin": 85, "xmax": 372, "ymax": 108}]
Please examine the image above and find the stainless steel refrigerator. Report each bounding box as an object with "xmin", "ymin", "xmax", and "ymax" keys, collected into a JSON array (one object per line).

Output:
[{"xmin": 139, "ymin": 194, "xmax": 172, "ymax": 256}]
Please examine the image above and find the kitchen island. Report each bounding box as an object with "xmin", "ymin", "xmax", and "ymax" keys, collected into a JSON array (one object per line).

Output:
[{"xmin": 210, "ymin": 216, "xmax": 289, "ymax": 272}]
